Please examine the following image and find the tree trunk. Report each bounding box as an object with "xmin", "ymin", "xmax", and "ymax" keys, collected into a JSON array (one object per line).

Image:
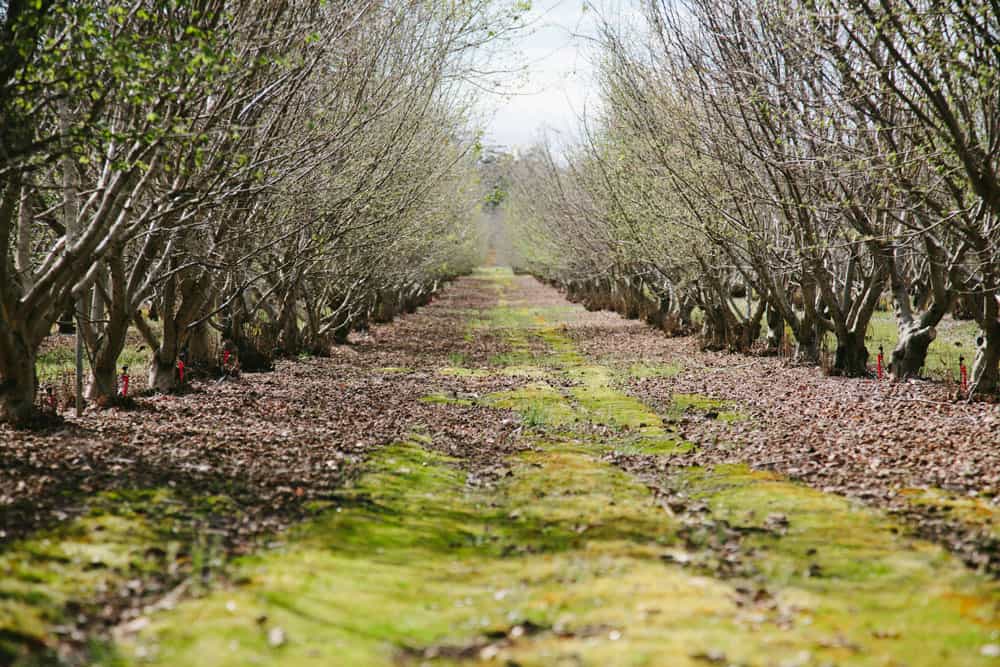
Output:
[
  {"xmin": 765, "ymin": 303, "xmax": 784, "ymax": 355},
  {"xmin": 833, "ymin": 331, "xmax": 869, "ymax": 377},
  {"xmin": 678, "ymin": 295, "xmax": 695, "ymax": 329},
  {"xmin": 87, "ymin": 357, "xmax": 118, "ymax": 401},
  {"xmin": 187, "ymin": 320, "xmax": 215, "ymax": 367},
  {"xmin": 149, "ymin": 351, "xmax": 177, "ymax": 392},
  {"xmin": 280, "ymin": 308, "xmax": 299, "ymax": 355},
  {"xmin": 971, "ymin": 323, "xmax": 1000, "ymax": 394},
  {"xmin": 150, "ymin": 305, "xmax": 181, "ymax": 392},
  {"xmin": 700, "ymin": 306, "xmax": 729, "ymax": 350},
  {"xmin": 890, "ymin": 325, "xmax": 935, "ymax": 380},
  {"xmin": 794, "ymin": 325, "xmax": 820, "ymax": 364},
  {"xmin": 374, "ymin": 289, "xmax": 398, "ymax": 323},
  {"xmin": 56, "ymin": 300, "xmax": 76, "ymax": 334},
  {"xmin": 87, "ymin": 318, "xmax": 127, "ymax": 401},
  {"xmin": 0, "ymin": 328, "xmax": 37, "ymax": 425}
]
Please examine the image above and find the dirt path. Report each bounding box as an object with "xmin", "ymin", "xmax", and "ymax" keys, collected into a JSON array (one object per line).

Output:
[{"xmin": 3, "ymin": 269, "xmax": 999, "ymax": 666}]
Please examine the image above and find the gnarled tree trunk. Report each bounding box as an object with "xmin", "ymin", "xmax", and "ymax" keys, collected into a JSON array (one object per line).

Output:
[
  {"xmin": 971, "ymin": 323, "xmax": 1000, "ymax": 394},
  {"xmin": 86, "ymin": 254, "xmax": 130, "ymax": 401},
  {"xmin": 832, "ymin": 330, "xmax": 869, "ymax": 377},
  {"xmin": 0, "ymin": 326, "xmax": 37, "ymax": 425},
  {"xmin": 890, "ymin": 324, "xmax": 935, "ymax": 380}
]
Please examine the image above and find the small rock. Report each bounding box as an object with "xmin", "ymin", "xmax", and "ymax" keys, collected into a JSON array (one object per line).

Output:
[
  {"xmin": 479, "ymin": 644, "xmax": 500, "ymax": 660},
  {"xmin": 267, "ymin": 626, "xmax": 286, "ymax": 647}
]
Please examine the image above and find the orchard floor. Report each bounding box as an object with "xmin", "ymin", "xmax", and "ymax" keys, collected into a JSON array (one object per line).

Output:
[{"xmin": 2, "ymin": 268, "xmax": 999, "ymax": 666}]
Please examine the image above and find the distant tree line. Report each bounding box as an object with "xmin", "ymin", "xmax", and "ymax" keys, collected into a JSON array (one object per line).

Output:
[{"xmin": 507, "ymin": 0, "xmax": 1000, "ymax": 392}]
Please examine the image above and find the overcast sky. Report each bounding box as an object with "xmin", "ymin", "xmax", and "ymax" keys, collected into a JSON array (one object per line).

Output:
[{"xmin": 478, "ymin": 1, "xmax": 636, "ymax": 153}]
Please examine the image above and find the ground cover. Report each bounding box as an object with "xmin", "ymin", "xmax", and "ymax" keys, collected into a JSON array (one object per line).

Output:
[{"xmin": 2, "ymin": 268, "xmax": 998, "ymax": 665}]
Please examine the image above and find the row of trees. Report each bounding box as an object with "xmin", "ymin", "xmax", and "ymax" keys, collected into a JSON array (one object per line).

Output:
[
  {"xmin": 1, "ymin": 0, "xmax": 520, "ymax": 423},
  {"xmin": 507, "ymin": 0, "xmax": 1000, "ymax": 392}
]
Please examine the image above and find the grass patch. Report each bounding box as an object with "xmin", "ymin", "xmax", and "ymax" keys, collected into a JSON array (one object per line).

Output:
[
  {"xmin": 488, "ymin": 351, "xmax": 534, "ymax": 366},
  {"xmin": 36, "ymin": 343, "xmax": 152, "ymax": 386},
  {"xmin": 498, "ymin": 365, "xmax": 549, "ymax": 378},
  {"xmin": 819, "ymin": 311, "xmax": 979, "ymax": 380}
]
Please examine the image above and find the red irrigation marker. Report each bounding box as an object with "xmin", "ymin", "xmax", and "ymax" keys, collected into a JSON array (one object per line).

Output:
[
  {"xmin": 876, "ymin": 345, "xmax": 884, "ymax": 380},
  {"xmin": 177, "ymin": 359, "xmax": 185, "ymax": 384},
  {"xmin": 46, "ymin": 387, "xmax": 57, "ymax": 411},
  {"xmin": 222, "ymin": 348, "xmax": 231, "ymax": 368},
  {"xmin": 118, "ymin": 365, "xmax": 130, "ymax": 397},
  {"xmin": 959, "ymin": 356, "xmax": 968, "ymax": 394}
]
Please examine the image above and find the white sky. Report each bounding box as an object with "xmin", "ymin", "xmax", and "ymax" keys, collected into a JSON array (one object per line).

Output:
[{"xmin": 478, "ymin": 1, "xmax": 639, "ymax": 153}]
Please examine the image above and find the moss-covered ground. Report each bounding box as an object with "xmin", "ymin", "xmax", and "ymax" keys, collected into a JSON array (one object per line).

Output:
[{"xmin": 3, "ymin": 268, "xmax": 997, "ymax": 666}]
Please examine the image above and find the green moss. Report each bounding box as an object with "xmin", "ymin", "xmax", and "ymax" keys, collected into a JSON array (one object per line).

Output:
[
  {"xmin": 0, "ymin": 489, "xmax": 237, "ymax": 665},
  {"xmin": 112, "ymin": 438, "xmax": 1000, "ymax": 667},
  {"xmin": 471, "ymin": 266, "xmax": 516, "ymax": 288},
  {"xmin": 488, "ymin": 351, "xmax": 535, "ymax": 366},
  {"xmin": 536, "ymin": 326, "xmax": 586, "ymax": 366},
  {"xmin": 499, "ymin": 365, "xmax": 549, "ymax": 378},
  {"xmin": 485, "ymin": 382, "xmax": 576, "ymax": 426},
  {"xmin": 476, "ymin": 300, "xmax": 689, "ymax": 455},
  {"xmin": 570, "ymin": 367, "xmax": 659, "ymax": 427},
  {"xmin": 671, "ymin": 393, "xmax": 744, "ymax": 422},
  {"xmin": 375, "ymin": 366, "xmax": 412, "ymax": 375},
  {"xmin": 436, "ymin": 366, "xmax": 490, "ymax": 378},
  {"xmin": 675, "ymin": 465, "xmax": 999, "ymax": 663},
  {"xmin": 109, "ymin": 441, "xmax": 737, "ymax": 664},
  {"xmin": 896, "ymin": 487, "xmax": 1000, "ymax": 540}
]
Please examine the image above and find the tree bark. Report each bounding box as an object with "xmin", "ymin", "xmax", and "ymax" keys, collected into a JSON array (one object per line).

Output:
[
  {"xmin": 87, "ymin": 288, "xmax": 127, "ymax": 401},
  {"xmin": 890, "ymin": 324, "xmax": 935, "ymax": 380},
  {"xmin": 149, "ymin": 351, "xmax": 177, "ymax": 392},
  {"xmin": 187, "ymin": 320, "xmax": 215, "ymax": 367},
  {"xmin": 279, "ymin": 302, "xmax": 300, "ymax": 355},
  {"xmin": 56, "ymin": 300, "xmax": 76, "ymax": 334},
  {"xmin": 87, "ymin": 357, "xmax": 118, "ymax": 401},
  {"xmin": 765, "ymin": 302, "xmax": 784, "ymax": 355},
  {"xmin": 700, "ymin": 305, "xmax": 729, "ymax": 351},
  {"xmin": 794, "ymin": 321, "xmax": 821, "ymax": 365},
  {"xmin": 833, "ymin": 330, "xmax": 869, "ymax": 377},
  {"xmin": 0, "ymin": 326, "xmax": 37, "ymax": 425},
  {"xmin": 971, "ymin": 322, "xmax": 1000, "ymax": 394},
  {"xmin": 148, "ymin": 275, "xmax": 181, "ymax": 392}
]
